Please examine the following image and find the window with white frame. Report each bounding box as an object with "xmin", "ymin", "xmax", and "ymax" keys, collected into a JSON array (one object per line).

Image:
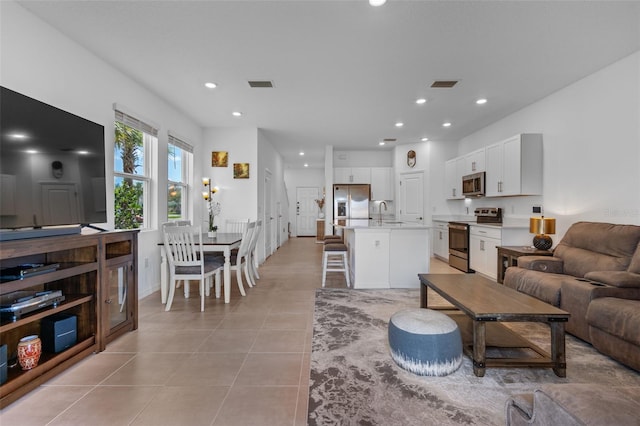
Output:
[
  {"xmin": 167, "ymin": 133, "xmax": 193, "ymax": 222},
  {"xmin": 113, "ymin": 108, "xmax": 157, "ymax": 230}
]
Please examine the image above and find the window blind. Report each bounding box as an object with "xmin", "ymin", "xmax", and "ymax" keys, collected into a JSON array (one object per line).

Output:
[
  {"xmin": 113, "ymin": 103, "xmax": 159, "ymax": 137},
  {"xmin": 168, "ymin": 132, "xmax": 193, "ymax": 153}
]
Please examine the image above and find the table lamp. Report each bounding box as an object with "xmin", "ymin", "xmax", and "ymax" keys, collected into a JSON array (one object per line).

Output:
[{"xmin": 529, "ymin": 216, "xmax": 556, "ymax": 250}]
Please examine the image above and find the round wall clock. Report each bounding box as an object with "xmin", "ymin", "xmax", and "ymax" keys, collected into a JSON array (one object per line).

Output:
[{"xmin": 407, "ymin": 150, "xmax": 416, "ymax": 168}]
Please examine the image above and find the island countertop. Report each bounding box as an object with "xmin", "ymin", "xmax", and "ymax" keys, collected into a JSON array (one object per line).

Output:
[
  {"xmin": 335, "ymin": 221, "xmax": 430, "ymax": 289},
  {"xmin": 333, "ymin": 219, "xmax": 430, "ymax": 230}
]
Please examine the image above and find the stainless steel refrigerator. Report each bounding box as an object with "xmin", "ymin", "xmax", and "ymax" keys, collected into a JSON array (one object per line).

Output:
[{"xmin": 333, "ymin": 184, "xmax": 370, "ymax": 220}]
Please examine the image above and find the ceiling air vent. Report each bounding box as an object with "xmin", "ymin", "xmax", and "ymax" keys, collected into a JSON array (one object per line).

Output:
[
  {"xmin": 431, "ymin": 80, "xmax": 458, "ymax": 88},
  {"xmin": 383, "ymin": 138, "xmax": 397, "ymax": 142},
  {"xmin": 248, "ymin": 80, "xmax": 274, "ymax": 88}
]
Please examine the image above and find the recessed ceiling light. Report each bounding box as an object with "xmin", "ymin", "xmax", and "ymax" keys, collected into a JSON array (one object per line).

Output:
[
  {"xmin": 476, "ymin": 98, "xmax": 488, "ymax": 105},
  {"xmin": 395, "ymin": 122, "xmax": 404, "ymax": 127},
  {"xmin": 26, "ymin": 149, "xmax": 38, "ymax": 154},
  {"xmin": 421, "ymin": 137, "xmax": 429, "ymax": 142},
  {"xmin": 232, "ymin": 111, "xmax": 242, "ymax": 117},
  {"xmin": 442, "ymin": 122, "xmax": 452, "ymax": 127},
  {"xmin": 77, "ymin": 150, "xmax": 89, "ymax": 155},
  {"xmin": 379, "ymin": 141, "xmax": 385, "ymax": 146},
  {"xmin": 416, "ymin": 98, "xmax": 427, "ymax": 105},
  {"xmin": 204, "ymin": 82, "xmax": 217, "ymax": 89},
  {"xmin": 369, "ymin": 0, "xmax": 386, "ymax": 6},
  {"xmin": 304, "ymin": 163, "xmax": 309, "ymax": 167},
  {"xmin": 299, "ymin": 151, "xmax": 304, "ymax": 156}
]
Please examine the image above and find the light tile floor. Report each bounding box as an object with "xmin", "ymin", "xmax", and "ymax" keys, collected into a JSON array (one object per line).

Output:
[{"xmin": 0, "ymin": 237, "xmax": 461, "ymax": 425}]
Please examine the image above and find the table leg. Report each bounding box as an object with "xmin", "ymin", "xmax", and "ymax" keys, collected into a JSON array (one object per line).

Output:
[
  {"xmin": 473, "ymin": 320, "xmax": 486, "ymax": 377},
  {"xmin": 420, "ymin": 282, "xmax": 428, "ymax": 308},
  {"xmin": 550, "ymin": 321, "xmax": 567, "ymax": 377},
  {"xmin": 223, "ymin": 248, "xmax": 231, "ymax": 304},
  {"xmin": 160, "ymin": 248, "xmax": 167, "ymax": 304}
]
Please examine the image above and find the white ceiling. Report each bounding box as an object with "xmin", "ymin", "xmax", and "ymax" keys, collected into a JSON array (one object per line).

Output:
[{"xmin": 18, "ymin": 1, "xmax": 640, "ymax": 169}]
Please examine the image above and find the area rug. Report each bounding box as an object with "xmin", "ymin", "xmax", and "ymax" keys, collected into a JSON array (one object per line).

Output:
[{"xmin": 308, "ymin": 288, "xmax": 640, "ymax": 426}]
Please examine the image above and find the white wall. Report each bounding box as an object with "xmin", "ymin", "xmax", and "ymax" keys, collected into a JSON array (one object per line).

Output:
[
  {"xmin": 394, "ymin": 140, "xmax": 457, "ymax": 223},
  {"xmin": 201, "ymin": 127, "xmax": 259, "ymax": 228},
  {"xmin": 334, "ymin": 150, "xmax": 392, "ymax": 167},
  {"xmin": 451, "ymin": 51, "xmax": 640, "ymax": 237},
  {"xmin": 2, "ymin": 1, "xmax": 205, "ymax": 298}
]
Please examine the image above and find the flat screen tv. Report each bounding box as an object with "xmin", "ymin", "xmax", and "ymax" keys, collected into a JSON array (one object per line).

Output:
[{"xmin": 0, "ymin": 86, "xmax": 107, "ymax": 237}]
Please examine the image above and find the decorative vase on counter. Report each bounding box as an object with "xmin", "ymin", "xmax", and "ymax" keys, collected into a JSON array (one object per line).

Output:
[
  {"xmin": 208, "ymin": 230, "xmax": 217, "ymax": 238},
  {"xmin": 17, "ymin": 335, "xmax": 41, "ymax": 370}
]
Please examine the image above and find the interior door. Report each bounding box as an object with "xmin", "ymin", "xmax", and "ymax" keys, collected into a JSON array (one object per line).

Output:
[
  {"xmin": 40, "ymin": 182, "xmax": 81, "ymax": 225},
  {"xmin": 264, "ymin": 170, "xmax": 274, "ymax": 257},
  {"xmin": 296, "ymin": 187, "xmax": 319, "ymax": 236},
  {"xmin": 398, "ymin": 171, "xmax": 424, "ymax": 223}
]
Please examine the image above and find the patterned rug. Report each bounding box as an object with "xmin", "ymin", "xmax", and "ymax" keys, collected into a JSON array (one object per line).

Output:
[{"xmin": 308, "ymin": 288, "xmax": 640, "ymax": 426}]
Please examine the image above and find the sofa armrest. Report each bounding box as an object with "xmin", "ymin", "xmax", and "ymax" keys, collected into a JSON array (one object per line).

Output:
[
  {"xmin": 584, "ymin": 271, "xmax": 640, "ymax": 288},
  {"xmin": 517, "ymin": 256, "xmax": 564, "ymax": 274}
]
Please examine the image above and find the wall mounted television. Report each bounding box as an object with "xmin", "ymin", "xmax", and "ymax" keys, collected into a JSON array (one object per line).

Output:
[{"xmin": 0, "ymin": 86, "xmax": 107, "ymax": 240}]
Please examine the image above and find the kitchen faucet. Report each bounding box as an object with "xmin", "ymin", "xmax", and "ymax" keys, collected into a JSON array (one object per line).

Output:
[{"xmin": 378, "ymin": 201, "xmax": 388, "ymax": 225}]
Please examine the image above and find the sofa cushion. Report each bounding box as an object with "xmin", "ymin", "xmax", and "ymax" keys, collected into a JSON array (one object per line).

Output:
[
  {"xmin": 503, "ymin": 268, "xmax": 565, "ymax": 306},
  {"xmin": 587, "ymin": 298, "xmax": 640, "ymax": 346},
  {"xmin": 584, "ymin": 271, "xmax": 640, "ymax": 288},
  {"xmin": 553, "ymin": 222, "xmax": 640, "ymax": 277},
  {"xmin": 506, "ymin": 384, "xmax": 640, "ymax": 426},
  {"xmin": 628, "ymin": 243, "xmax": 640, "ymax": 274}
]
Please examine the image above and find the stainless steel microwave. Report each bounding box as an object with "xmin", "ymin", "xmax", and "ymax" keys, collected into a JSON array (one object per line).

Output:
[{"xmin": 462, "ymin": 172, "xmax": 485, "ymax": 197}]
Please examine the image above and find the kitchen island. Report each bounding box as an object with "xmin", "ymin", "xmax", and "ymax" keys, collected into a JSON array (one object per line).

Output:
[{"xmin": 334, "ymin": 220, "xmax": 430, "ymax": 289}]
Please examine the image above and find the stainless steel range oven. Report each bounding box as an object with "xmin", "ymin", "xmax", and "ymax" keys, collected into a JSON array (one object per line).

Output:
[
  {"xmin": 448, "ymin": 207, "xmax": 502, "ymax": 273},
  {"xmin": 448, "ymin": 221, "xmax": 473, "ymax": 272}
]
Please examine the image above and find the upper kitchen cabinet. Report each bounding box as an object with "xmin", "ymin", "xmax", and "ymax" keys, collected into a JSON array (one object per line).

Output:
[
  {"xmin": 485, "ymin": 134, "xmax": 542, "ymax": 197},
  {"xmin": 445, "ymin": 157, "xmax": 465, "ymax": 199},
  {"xmin": 464, "ymin": 148, "xmax": 486, "ymax": 174},
  {"xmin": 370, "ymin": 167, "xmax": 394, "ymax": 201},
  {"xmin": 334, "ymin": 167, "xmax": 371, "ymax": 184}
]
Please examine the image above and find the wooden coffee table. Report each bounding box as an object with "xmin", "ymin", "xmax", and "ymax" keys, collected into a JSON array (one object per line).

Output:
[{"xmin": 418, "ymin": 274, "xmax": 570, "ymax": 377}]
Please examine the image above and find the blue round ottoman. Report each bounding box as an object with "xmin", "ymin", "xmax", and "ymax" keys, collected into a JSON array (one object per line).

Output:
[{"xmin": 388, "ymin": 308, "xmax": 463, "ymax": 376}]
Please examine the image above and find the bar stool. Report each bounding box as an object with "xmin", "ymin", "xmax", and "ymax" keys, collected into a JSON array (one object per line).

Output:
[
  {"xmin": 322, "ymin": 243, "xmax": 350, "ymax": 288},
  {"xmin": 323, "ymin": 235, "xmax": 343, "ymax": 244}
]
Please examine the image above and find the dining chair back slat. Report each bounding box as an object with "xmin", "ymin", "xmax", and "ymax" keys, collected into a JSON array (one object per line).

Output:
[
  {"xmin": 225, "ymin": 218, "xmax": 250, "ymax": 234},
  {"xmin": 163, "ymin": 225, "xmax": 222, "ymax": 311}
]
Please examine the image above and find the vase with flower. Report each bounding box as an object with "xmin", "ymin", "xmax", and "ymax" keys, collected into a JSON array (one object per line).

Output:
[
  {"xmin": 315, "ymin": 197, "xmax": 326, "ymax": 219},
  {"xmin": 208, "ymin": 201, "xmax": 221, "ymax": 237},
  {"xmin": 203, "ymin": 178, "xmax": 221, "ymax": 237}
]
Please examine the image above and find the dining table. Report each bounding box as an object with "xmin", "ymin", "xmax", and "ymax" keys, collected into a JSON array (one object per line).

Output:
[{"xmin": 159, "ymin": 232, "xmax": 243, "ymax": 304}]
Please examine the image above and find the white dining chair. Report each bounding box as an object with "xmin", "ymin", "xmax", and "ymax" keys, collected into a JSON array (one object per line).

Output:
[
  {"xmin": 225, "ymin": 218, "xmax": 249, "ymax": 234},
  {"xmin": 163, "ymin": 225, "xmax": 224, "ymax": 312},
  {"xmin": 161, "ymin": 220, "xmax": 193, "ymax": 301},
  {"xmin": 230, "ymin": 221, "xmax": 256, "ymax": 293},
  {"xmin": 247, "ymin": 219, "xmax": 262, "ymax": 284}
]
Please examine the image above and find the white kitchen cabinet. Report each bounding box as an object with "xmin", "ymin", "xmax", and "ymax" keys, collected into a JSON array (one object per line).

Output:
[
  {"xmin": 464, "ymin": 148, "xmax": 486, "ymax": 174},
  {"xmin": 342, "ymin": 225, "xmax": 430, "ymax": 289},
  {"xmin": 469, "ymin": 224, "xmax": 531, "ymax": 280},
  {"xmin": 485, "ymin": 134, "xmax": 542, "ymax": 197},
  {"xmin": 470, "ymin": 226, "xmax": 501, "ymax": 279},
  {"xmin": 334, "ymin": 167, "xmax": 371, "ymax": 184},
  {"xmin": 370, "ymin": 167, "xmax": 393, "ymax": 200},
  {"xmin": 444, "ymin": 157, "xmax": 465, "ymax": 199},
  {"xmin": 431, "ymin": 221, "xmax": 449, "ymax": 261}
]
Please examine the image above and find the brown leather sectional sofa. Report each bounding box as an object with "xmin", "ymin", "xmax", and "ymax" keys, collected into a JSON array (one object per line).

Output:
[{"xmin": 503, "ymin": 221, "xmax": 640, "ymax": 372}]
